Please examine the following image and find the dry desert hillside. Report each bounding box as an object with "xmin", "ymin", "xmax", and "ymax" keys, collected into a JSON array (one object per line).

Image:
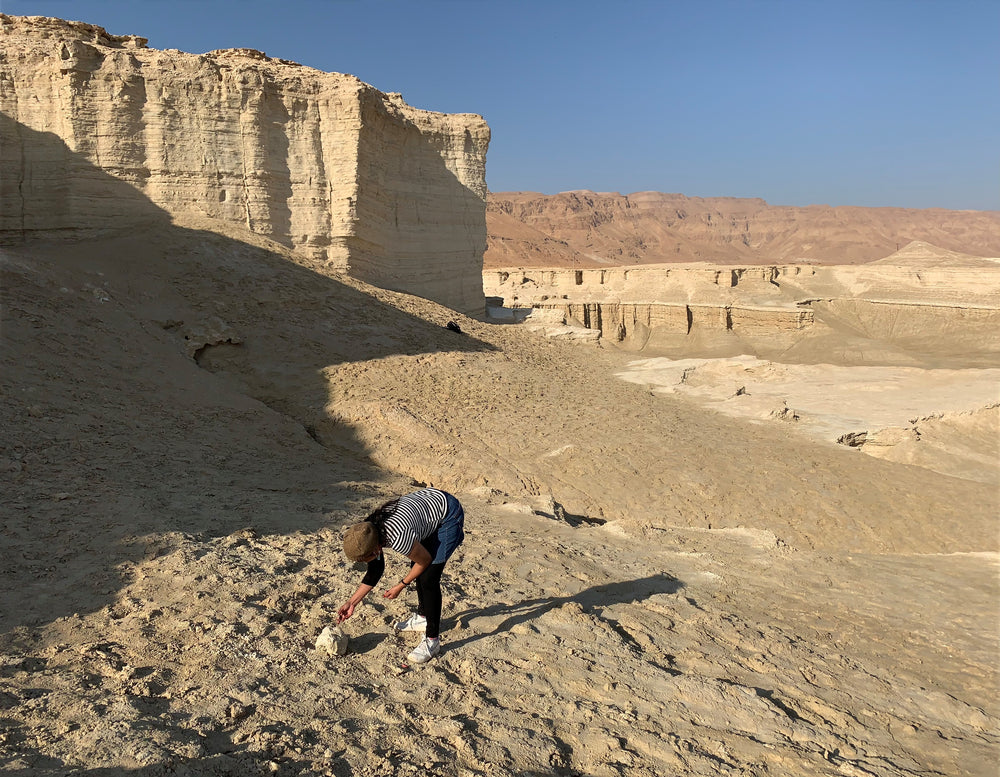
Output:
[
  {"xmin": 5, "ymin": 215, "xmax": 998, "ymax": 777},
  {"xmin": 486, "ymin": 190, "xmax": 1000, "ymax": 268},
  {"xmin": 1, "ymin": 14, "xmax": 998, "ymax": 777}
]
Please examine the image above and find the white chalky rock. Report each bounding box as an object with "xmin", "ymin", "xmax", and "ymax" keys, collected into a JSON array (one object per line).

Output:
[
  {"xmin": 315, "ymin": 626, "xmax": 349, "ymax": 657},
  {"xmin": 1, "ymin": 16, "xmax": 491, "ymax": 317}
]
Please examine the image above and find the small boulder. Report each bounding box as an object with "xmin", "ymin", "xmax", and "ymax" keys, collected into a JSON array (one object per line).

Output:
[{"xmin": 315, "ymin": 626, "xmax": 349, "ymax": 657}]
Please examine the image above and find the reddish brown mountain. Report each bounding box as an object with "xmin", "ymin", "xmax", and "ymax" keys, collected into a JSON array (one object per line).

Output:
[{"xmin": 485, "ymin": 190, "xmax": 1000, "ymax": 268}]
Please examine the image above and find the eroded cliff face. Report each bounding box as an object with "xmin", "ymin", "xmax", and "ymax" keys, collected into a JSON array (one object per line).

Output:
[
  {"xmin": 0, "ymin": 15, "xmax": 489, "ymax": 315},
  {"xmin": 485, "ymin": 244, "xmax": 1000, "ymax": 363}
]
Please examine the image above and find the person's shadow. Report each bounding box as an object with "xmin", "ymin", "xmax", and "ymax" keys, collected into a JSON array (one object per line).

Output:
[{"xmin": 445, "ymin": 572, "xmax": 686, "ymax": 653}]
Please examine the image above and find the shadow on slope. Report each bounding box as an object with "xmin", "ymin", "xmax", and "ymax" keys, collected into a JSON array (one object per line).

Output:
[
  {"xmin": 448, "ymin": 572, "xmax": 685, "ymax": 653},
  {"xmin": 0, "ymin": 115, "xmax": 495, "ymax": 635}
]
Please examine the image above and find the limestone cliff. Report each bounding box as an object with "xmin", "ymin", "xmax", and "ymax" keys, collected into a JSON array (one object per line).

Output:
[{"xmin": 0, "ymin": 15, "xmax": 489, "ymax": 315}]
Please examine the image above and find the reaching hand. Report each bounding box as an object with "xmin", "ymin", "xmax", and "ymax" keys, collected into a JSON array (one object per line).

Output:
[
  {"xmin": 337, "ymin": 602, "xmax": 355, "ymax": 623},
  {"xmin": 383, "ymin": 582, "xmax": 406, "ymax": 600}
]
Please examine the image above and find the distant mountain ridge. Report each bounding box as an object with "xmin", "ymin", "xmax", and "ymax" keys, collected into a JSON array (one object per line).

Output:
[{"xmin": 485, "ymin": 190, "xmax": 1000, "ymax": 268}]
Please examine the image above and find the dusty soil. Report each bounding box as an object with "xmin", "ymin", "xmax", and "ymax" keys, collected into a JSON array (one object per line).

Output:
[
  {"xmin": 1, "ymin": 219, "xmax": 997, "ymax": 776},
  {"xmin": 615, "ymin": 356, "xmax": 1000, "ymax": 485}
]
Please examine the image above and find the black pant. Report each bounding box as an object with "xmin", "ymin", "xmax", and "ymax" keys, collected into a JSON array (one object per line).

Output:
[{"xmin": 413, "ymin": 562, "xmax": 445, "ymax": 639}]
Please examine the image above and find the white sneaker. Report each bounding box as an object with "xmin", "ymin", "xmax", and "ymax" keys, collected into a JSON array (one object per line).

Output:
[
  {"xmin": 407, "ymin": 637, "xmax": 441, "ymax": 664},
  {"xmin": 394, "ymin": 613, "xmax": 427, "ymax": 632}
]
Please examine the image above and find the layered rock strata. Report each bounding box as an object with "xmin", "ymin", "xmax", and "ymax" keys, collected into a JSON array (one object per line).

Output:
[
  {"xmin": 540, "ymin": 301, "xmax": 814, "ymax": 350},
  {"xmin": 485, "ymin": 264, "xmax": 827, "ymax": 347},
  {"xmin": 486, "ymin": 251, "xmax": 1000, "ymax": 308},
  {"xmin": 485, "ymin": 244, "xmax": 1000, "ymax": 358},
  {"xmin": 0, "ymin": 15, "xmax": 490, "ymax": 315}
]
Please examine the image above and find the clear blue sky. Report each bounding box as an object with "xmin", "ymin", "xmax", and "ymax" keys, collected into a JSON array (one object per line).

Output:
[{"xmin": 3, "ymin": 0, "xmax": 998, "ymax": 210}]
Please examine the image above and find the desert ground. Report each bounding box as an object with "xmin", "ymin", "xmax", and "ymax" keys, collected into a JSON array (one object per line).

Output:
[{"xmin": 1, "ymin": 215, "xmax": 997, "ymax": 777}]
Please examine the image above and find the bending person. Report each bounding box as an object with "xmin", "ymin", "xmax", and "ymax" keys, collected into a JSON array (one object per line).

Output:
[{"xmin": 337, "ymin": 488, "xmax": 466, "ymax": 664}]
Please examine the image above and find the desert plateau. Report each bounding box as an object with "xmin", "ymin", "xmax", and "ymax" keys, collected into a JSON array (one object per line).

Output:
[{"xmin": 1, "ymin": 14, "xmax": 998, "ymax": 777}]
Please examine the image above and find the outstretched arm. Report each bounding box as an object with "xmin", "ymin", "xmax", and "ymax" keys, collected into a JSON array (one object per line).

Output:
[
  {"xmin": 337, "ymin": 582, "xmax": 373, "ymax": 623},
  {"xmin": 339, "ymin": 552, "xmax": 385, "ymax": 621}
]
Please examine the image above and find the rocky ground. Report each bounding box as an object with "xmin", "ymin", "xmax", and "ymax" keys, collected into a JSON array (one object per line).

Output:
[{"xmin": 1, "ymin": 219, "xmax": 997, "ymax": 775}]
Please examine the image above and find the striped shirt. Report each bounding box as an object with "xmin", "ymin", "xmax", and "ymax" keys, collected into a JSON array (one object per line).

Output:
[{"xmin": 383, "ymin": 488, "xmax": 449, "ymax": 555}]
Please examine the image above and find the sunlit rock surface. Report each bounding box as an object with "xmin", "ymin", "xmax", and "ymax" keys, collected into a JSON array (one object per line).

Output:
[{"xmin": 0, "ymin": 14, "xmax": 489, "ymax": 315}]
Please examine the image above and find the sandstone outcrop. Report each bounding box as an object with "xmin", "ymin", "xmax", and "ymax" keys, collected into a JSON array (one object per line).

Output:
[
  {"xmin": 0, "ymin": 15, "xmax": 490, "ymax": 315},
  {"xmin": 486, "ymin": 190, "xmax": 1000, "ymax": 268}
]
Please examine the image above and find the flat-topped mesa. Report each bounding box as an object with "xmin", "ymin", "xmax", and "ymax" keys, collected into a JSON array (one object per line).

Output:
[{"xmin": 0, "ymin": 14, "xmax": 490, "ymax": 315}]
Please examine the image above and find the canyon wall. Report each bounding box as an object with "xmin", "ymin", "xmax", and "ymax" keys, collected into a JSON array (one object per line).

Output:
[
  {"xmin": 486, "ymin": 250, "xmax": 1000, "ymax": 308},
  {"xmin": 485, "ymin": 264, "xmax": 821, "ymax": 348},
  {"xmin": 487, "ymin": 190, "xmax": 1000, "ymax": 268},
  {"xmin": 485, "ymin": 243, "xmax": 1000, "ymax": 360},
  {"xmin": 551, "ymin": 300, "xmax": 813, "ymax": 351},
  {"xmin": 0, "ymin": 15, "xmax": 489, "ymax": 315}
]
